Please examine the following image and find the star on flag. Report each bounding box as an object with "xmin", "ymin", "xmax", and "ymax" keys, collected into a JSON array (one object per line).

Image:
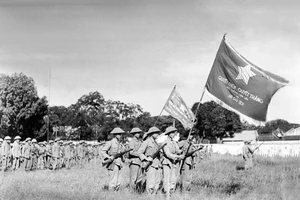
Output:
[{"xmin": 236, "ymin": 64, "xmax": 256, "ymax": 85}]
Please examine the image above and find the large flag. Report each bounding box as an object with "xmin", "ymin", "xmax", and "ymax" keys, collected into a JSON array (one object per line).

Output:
[
  {"xmin": 163, "ymin": 86, "xmax": 196, "ymax": 129},
  {"xmin": 204, "ymin": 36, "xmax": 289, "ymax": 123}
]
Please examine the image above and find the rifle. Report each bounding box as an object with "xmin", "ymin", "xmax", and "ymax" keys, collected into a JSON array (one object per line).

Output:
[
  {"xmin": 102, "ymin": 148, "xmax": 133, "ymax": 167},
  {"xmin": 184, "ymin": 145, "xmax": 204, "ymax": 158},
  {"xmin": 252, "ymin": 141, "xmax": 265, "ymax": 153},
  {"xmin": 143, "ymin": 143, "xmax": 167, "ymax": 171},
  {"xmin": 177, "ymin": 141, "xmax": 192, "ymax": 175}
]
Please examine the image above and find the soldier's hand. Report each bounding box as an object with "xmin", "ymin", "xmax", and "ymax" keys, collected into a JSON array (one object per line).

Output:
[
  {"xmin": 146, "ymin": 157, "xmax": 153, "ymax": 162},
  {"xmin": 177, "ymin": 154, "xmax": 185, "ymax": 160}
]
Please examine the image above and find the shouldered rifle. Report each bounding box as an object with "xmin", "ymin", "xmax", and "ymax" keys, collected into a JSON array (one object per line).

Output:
[
  {"xmin": 102, "ymin": 148, "xmax": 133, "ymax": 167},
  {"xmin": 144, "ymin": 143, "xmax": 167, "ymax": 171}
]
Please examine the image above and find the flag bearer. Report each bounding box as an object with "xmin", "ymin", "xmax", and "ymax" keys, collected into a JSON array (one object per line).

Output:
[{"xmin": 161, "ymin": 127, "xmax": 183, "ymax": 199}]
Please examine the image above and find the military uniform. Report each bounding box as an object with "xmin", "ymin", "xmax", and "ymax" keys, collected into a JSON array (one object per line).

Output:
[
  {"xmin": 45, "ymin": 140, "xmax": 53, "ymax": 169},
  {"xmin": 52, "ymin": 139, "xmax": 61, "ymax": 170},
  {"xmin": 137, "ymin": 127, "xmax": 162, "ymax": 194},
  {"xmin": 101, "ymin": 127, "xmax": 126, "ymax": 191},
  {"xmin": 22, "ymin": 138, "xmax": 32, "ymax": 171},
  {"xmin": 161, "ymin": 127, "xmax": 182, "ymax": 198},
  {"xmin": 12, "ymin": 136, "xmax": 21, "ymax": 170},
  {"xmin": 242, "ymin": 140, "xmax": 254, "ymax": 170},
  {"xmin": 178, "ymin": 139, "xmax": 196, "ymax": 191},
  {"xmin": 64, "ymin": 142, "xmax": 71, "ymax": 169},
  {"xmin": 128, "ymin": 128, "xmax": 143, "ymax": 190},
  {"xmin": 1, "ymin": 136, "xmax": 11, "ymax": 171}
]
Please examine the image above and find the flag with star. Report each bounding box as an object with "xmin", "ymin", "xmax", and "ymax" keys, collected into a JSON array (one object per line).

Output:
[
  {"xmin": 163, "ymin": 86, "xmax": 196, "ymax": 129},
  {"xmin": 204, "ymin": 35, "xmax": 289, "ymax": 123}
]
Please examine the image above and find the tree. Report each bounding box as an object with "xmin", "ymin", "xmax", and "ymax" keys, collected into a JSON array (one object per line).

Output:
[
  {"xmin": 192, "ymin": 101, "xmax": 242, "ymax": 140},
  {"xmin": 0, "ymin": 73, "xmax": 48, "ymax": 139}
]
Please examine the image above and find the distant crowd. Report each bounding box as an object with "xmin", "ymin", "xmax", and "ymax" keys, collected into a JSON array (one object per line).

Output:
[{"xmin": 0, "ymin": 136, "xmax": 104, "ymax": 171}]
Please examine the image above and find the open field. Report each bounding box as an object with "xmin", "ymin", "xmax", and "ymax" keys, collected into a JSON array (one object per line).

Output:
[{"xmin": 1, "ymin": 154, "xmax": 300, "ymax": 200}]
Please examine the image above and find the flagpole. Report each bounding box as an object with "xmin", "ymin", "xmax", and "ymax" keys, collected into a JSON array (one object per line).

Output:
[{"xmin": 154, "ymin": 85, "xmax": 176, "ymax": 126}]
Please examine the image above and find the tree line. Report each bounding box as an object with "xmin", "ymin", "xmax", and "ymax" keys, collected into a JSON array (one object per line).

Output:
[{"xmin": 0, "ymin": 73, "xmax": 299, "ymax": 141}]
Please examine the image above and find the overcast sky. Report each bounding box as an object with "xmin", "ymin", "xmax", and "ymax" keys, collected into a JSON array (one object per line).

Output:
[{"xmin": 1, "ymin": 0, "xmax": 299, "ymax": 124}]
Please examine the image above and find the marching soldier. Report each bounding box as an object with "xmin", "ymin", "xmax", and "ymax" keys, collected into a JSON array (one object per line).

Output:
[
  {"xmin": 23, "ymin": 138, "xmax": 32, "ymax": 171},
  {"xmin": 0, "ymin": 138, "xmax": 3, "ymax": 167},
  {"xmin": 242, "ymin": 139, "xmax": 254, "ymax": 170},
  {"xmin": 77, "ymin": 141, "xmax": 84, "ymax": 168},
  {"xmin": 45, "ymin": 140, "xmax": 53, "ymax": 169},
  {"xmin": 128, "ymin": 127, "xmax": 143, "ymax": 191},
  {"xmin": 1, "ymin": 136, "xmax": 11, "ymax": 171},
  {"xmin": 178, "ymin": 135, "xmax": 197, "ymax": 192},
  {"xmin": 137, "ymin": 126, "xmax": 162, "ymax": 195},
  {"xmin": 161, "ymin": 127, "xmax": 183, "ymax": 199},
  {"xmin": 64, "ymin": 141, "xmax": 71, "ymax": 169},
  {"xmin": 31, "ymin": 139, "xmax": 39, "ymax": 170},
  {"xmin": 12, "ymin": 136, "xmax": 22, "ymax": 170},
  {"xmin": 101, "ymin": 127, "xmax": 126, "ymax": 191},
  {"xmin": 37, "ymin": 142, "xmax": 46, "ymax": 169},
  {"xmin": 52, "ymin": 138, "xmax": 61, "ymax": 170}
]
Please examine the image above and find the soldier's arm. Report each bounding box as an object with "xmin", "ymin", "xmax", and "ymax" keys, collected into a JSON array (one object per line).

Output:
[
  {"xmin": 101, "ymin": 141, "xmax": 112, "ymax": 159},
  {"xmin": 137, "ymin": 140, "xmax": 148, "ymax": 161},
  {"xmin": 163, "ymin": 143, "xmax": 178, "ymax": 161}
]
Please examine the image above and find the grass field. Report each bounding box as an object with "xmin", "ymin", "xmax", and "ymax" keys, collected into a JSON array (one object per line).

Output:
[{"xmin": 1, "ymin": 154, "xmax": 300, "ymax": 200}]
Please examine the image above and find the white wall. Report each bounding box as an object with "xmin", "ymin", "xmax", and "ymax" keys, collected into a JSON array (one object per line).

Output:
[{"xmin": 197, "ymin": 141, "xmax": 300, "ymax": 157}]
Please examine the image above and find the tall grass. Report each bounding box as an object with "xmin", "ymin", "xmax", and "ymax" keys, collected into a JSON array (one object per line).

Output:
[{"xmin": 1, "ymin": 155, "xmax": 300, "ymax": 200}]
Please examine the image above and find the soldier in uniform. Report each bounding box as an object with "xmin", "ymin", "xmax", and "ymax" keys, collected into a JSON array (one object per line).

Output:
[
  {"xmin": 128, "ymin": 127, "xmax": 143, "ymax": 191},
  {"xmin": 101, "ymin": 127, "xmax": 126, "ymax": 191},
  {"xmin": 64, "ymin": 141, "xmax": 71, "ymax": 169},
  {"xmin": 31, "ymin": 139, "xmax": 39, "ymax": 170},
  {"xmin": 12, "ymin": 136, "xmax": 22, "ymax": 170},
  {"xmin": 77, "ymin": 141, "xmax": 84, "ymax": 168},
  {"xmin": 22, "ymin": 138, "xmax": 32, "ymax": 171},
  {"xmin": 37, "ymin": 142, "xmax": 46, "ymax": 169},
  {"xmin": 45, "ymin": 140, "xmax": 53, "ymax": 169},
  {"xmin": 242, "ymin": 139, "xmax": 254, "ymax": 170},
  {"xmin": 137, "ymin": 126, "xmax": 162, "ymax": 195},
  {"xmin": 178, "ymin": 135, "xmax": 197, "ymax": 192},
  {"xmin": 1, "ymin": 136, "xmax": 11, "ymax": 171},
  {"xmin": 161, "ymin": 127, "xmax": 183, "ymax": 199},
  {"xmin": 0, "ymin": 138, "xmax": 3, "ymax": 168},
  {"xmin": 52, "ymin": 138, "xmax": 61, "ymax": 170}
]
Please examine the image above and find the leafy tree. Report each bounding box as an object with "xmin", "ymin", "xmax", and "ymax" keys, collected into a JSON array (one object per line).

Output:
[
  {"xmin": 0, "ymin": 73, "xmax": 48, "ymax": 139},
  {"xmin": 192, "ymin": 101, "xmax": 242, "ymax": 140}
]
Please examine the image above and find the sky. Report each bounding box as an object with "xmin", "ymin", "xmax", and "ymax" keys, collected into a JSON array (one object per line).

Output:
[{"xmin": 0, "ymin": 0, "xmax": 300, "ymax": 124}]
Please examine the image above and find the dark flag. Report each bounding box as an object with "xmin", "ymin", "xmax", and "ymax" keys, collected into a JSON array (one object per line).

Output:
[{"xmin": 205, "ymin": 36, "xmax": 289, "ymax": 123}]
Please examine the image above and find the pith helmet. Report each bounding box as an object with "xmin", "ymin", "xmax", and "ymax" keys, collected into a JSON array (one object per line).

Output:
[
  {"xmin": 32, "ymin": 139, "xmax": 37, "ymax": 143},
  {"xmin": 4, "ymin": 136, "xmax": 11, "ymax": 140},
  {"xmin": 164, "ymin": 126, "xmax": 177, "ymax": 135},
  {"xmin": 130, "ymin": 127, "xmax": 143, "ymax": 134},
  {"xmin": 49, "ymin": 140, "xmax": 54, "ymax": 144},
  {"xmin": 110, "ymin": 127, "xmax": 125, "ymax": 135},
  {"xmin": 25, "ymin": 137, "xmax": 31, "ymax": 142},
  {"xmin": 144, "ymin": 126, "xmax": 161, "ymax": 139},
  {"xmin": 14, "ymin": 136, "xmax": 21, "ymax": 140},
  {"xmin": 0, "ymin": 138, "xmax": 3, "ymax": 142},
  {"xmin": 54, "ymin": 138, "xmax": 60, "ymax": 142}
]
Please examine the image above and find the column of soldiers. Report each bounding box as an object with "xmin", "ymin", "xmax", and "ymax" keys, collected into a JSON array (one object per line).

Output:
[
  {"xmin": 101, "ymin": 126, "xmax": 200, "ymax": 198},
  {"xmin": 0, "ymin": 136, "xmax": 105, "ymax": 172}
]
